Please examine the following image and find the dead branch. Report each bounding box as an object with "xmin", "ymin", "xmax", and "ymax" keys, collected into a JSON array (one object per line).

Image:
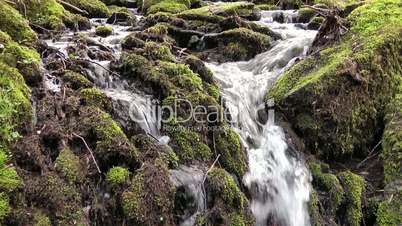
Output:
[
  {"xmin": 357, "ymin": 141, "xmax": 382, "ymax": 168},
  {"xmin": 72, "ymin": 132, "xmax": 101, "ymax": 173},
  {"xmin": 57, "ymin": 0, "xmax": 89, "ymax": 16},
  {"xmin": 76, "ymin": 58, "xmax": 121, "ymax": 78},
  {"xmin": 201, "ymin": 154, "xmax": 221, "ymax": 210}
]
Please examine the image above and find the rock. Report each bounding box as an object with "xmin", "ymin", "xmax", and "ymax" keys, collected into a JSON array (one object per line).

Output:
[
  {"xmin": 298, "ymin": 7, "xmax": 316, "ymax": 23},
  {"xmin": 106, "ymin": 12, "xmax": 137, "ymax": 26},
  {"xmin": 95, "ymin": 25, "xmax": 113, "ymax": 37}
]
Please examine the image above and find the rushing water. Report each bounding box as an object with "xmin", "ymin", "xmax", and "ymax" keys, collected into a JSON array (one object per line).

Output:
[{"xmin": 206, "ymin": 10, "xmax": 317, "ymax": 226}]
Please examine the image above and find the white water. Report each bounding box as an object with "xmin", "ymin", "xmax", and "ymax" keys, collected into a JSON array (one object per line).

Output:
[
  {"xmin": 207, "ymin": 11, "xmax": 317, "ymax": 226},
  {"xmin": 44, "ymin": 12, "xmax": 167, "ymax": 141}
]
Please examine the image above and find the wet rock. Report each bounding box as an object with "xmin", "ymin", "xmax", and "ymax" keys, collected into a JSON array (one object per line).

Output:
[
  {"xmin": 95, "ymin": 25, "xmax": 113, "ymax": 37},
  {"xmin": 298, "ymin": 7, "xmax": 317, "ymax": 23},
  {"xmin": 121, "ymin": 34, "xmax": 145, "ymax": 50},
  {"xmin": 106, "ymin": 12, "xmax": 137, "ymax": 26}
]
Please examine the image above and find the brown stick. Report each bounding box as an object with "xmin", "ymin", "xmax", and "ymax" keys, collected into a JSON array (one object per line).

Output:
[
  {"xmin": 57, "ymin": 0, "xmax": 89, "ymax": 16},
  {"xmin": 72, "ymin": 132, "xmax": 101, "ymax": 173},
  {"xmin": 357, "ymin": 141, "xmax": 382, "ymax": 168}
]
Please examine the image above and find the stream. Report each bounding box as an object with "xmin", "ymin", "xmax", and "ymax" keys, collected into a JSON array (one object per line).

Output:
[
  {"xmin": 206, "ymin": 10, "xmax": 317, "ymax": 226},
  {"xmin": 43, "ymin": 9, "xmax": 317, "ymax": 226}
]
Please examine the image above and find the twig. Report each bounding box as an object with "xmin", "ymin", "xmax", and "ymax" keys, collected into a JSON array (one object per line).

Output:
[
  {"xmin": 201, "ymin": 154, "xmax": 221, "ymax": 210},
  {"xmin": 72, "ymin": 132, "xmax": 101, "ymax": 173},
  {"xmin": 146, "ymin": 133, "xmax": 159, "ymax": 142},
  {"xmin": 57, "ymin": 0, "xmax": 89, "ymax": 16},
  {"xmin": 78, "ymin": 58, "xmax": 121, "ymax": 77},
  {"xmin": 357, "ymin": 141, "xmax": 382, "ymax": 168}
]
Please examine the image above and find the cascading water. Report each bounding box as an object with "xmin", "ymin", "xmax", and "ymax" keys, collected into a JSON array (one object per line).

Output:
[
  {"xmin": 43, "ymin": 12, "xmax": 169, "ymax": 141},
  {"xmin": 206, "ymin": 10, "xmax": 317, "ymax": 226}
]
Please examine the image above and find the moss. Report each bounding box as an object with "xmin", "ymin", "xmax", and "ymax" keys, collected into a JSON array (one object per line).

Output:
[
  {"xmin": 145, "ymin": 23, "xmax": 169, "ymax": 36},
  {"xmin": 143, "ymin": 41, "xmax": 174, "ymax": 61},
  {"xmin": 309, "ymin": 162, "xmax": 344, "ymax": 212},
  {"xmin": 0, "ymin": 2, "xmax": 37, "ymax": 44},
  {"xmin": 147, "ymin": 0, "xmax": 188, "ymax": 15},
  {"xmin": 122, "ymin": 160, "xmax": 175, "ymax": 225},
  {"xmin": 183, "ymin": 55, "xmax": 214, "ymax": 83},
  {"xmin": 223, "ymin": 42, "xmax": 249, "ymax": 61},
  {"xmin": 0, "ymin": 62, "xmax": 32, "ymax": 148},
  {"xmin": 307, "ymin": 16, "xmax": 325, "ymax": 30},
  {"xmin": 63, "ymin": 71, "xmax": 93, "ymax": 89},
  {"xmin": 314, "ymin": 0, "xmax": 358, "ymax": 9},
  {"xmin": 298, "ymin": 7, "xmax": 317, "ymax": 23},
  {"xmin": 164, "ymin": 121, "xmax": 212, "ymax": 162},
  {"xmin": 33, "ymin": 211, "xmax": 51, "ymax": 226},
  {"xmin": 268, "ymin": 0, "xmax": 402, "ymax": 158},
  {"xmin": 0, "ymin": 193, "xmax": 10, "ymax": 222},
  {"xmin": 178, "ymin": 2, "xmax": 257, "ymax": 23},
  {"xmin": 256, "ymin": 4, "xmax": 280, "ymax": 10},
  {"xmin": 22, "ymin": 0, "xmax": 66, "ymax": 30},
  {"xmin": 55, "ymin": 148, "xmax": 83, "ymax": 183},
  {"xmin": 95, "ymin": 25, "xmax": 113, "ymax": 37},
  {"xmin": 376, "ymin": 191, "xmax": 402, "ymax": 226},
  {"xmin": 215, "ymin": 127, "xmax": 247, "ymax": 178},
  {"xmin": 143, "ymin": 0, "xmax": 190, "ymax": 14},
  {"xmin": 106, "ymin": 166, "xmax": 130, "ymax": 185},
  {"xmin": 80, "ymin": 88, "xmax": 111, "ymax": 111},
  {"xmin": 308, "ymin": 190, "xmax": 324, "ymax": 226},
  {"xmin": 206, "ymin": 84, "xmax": 220, "ymax": 101},
  {"xmin": 63, "ymin": 0, "xmax": 110, "ymax": 17},
  {"xmin": 338, "ymin": 171, "xmax": 365, "ymax": 226}
]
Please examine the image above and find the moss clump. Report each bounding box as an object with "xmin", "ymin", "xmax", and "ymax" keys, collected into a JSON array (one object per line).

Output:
[
  {"xmin": 183, "ymin": 55, "xmax": 214, "ymax": 83},
  {"xmin": 309, "ymin": 162, "xmax": 344, "ymax": 212},
  {"xmin": 164, "ymin": 121, "xmax": 212, "ymax": 162},
  {"xmin": 80, "ymin": 88, "xmax": 111, "ymax": 111},
  {"xmin": 308, "ymin": 190, "xmax": 324, "ymax": 226},
  {"xmin": 268, "ymin": 0, "xmax": 402, "ymax": 158},
  {"xmin": 64, "ymin": 0, "xmax": 110, "ymax": 17},
  {"xmin": 144, "ymin": 23, "xmax": 169, "ymax": 36},
  {"xmin": 0, "ymin": 2, "xmax": 37, "ymax": 44},
  {"xmin": 215, "ymin": 127, "xmax": 247, "ymax": 178},
  {"xmin": 33, "ymin": 211, "xmax": 51, "ymax": 226},
  {"xmin": 376, "ymin": 191, "xmax": 402, "ymax": 226},
  {"xmin": 106, "ymin": 166, "xmax": 130, "ymax": 185},
  {"xmin": 298, "ymin": 7, "xmax": 317, "ymax": 23},
  {"xmin": 143, "ymin": 0, "xmax": 190, "ymax": 14},
  {"xmin": 256, "ymin": 4, "xmax": 280, "ymax": 10},
  {"xmin": 143, "ymin": 41, "xmax": 174, "ymax": 61},
  {"xmin": 0, "ymin": 150, "xmax": 23, "ymax": 192},
  {"xmin": 199, "ymin": 168, "xmax": 254, "ymax": 226},
  {"xmin": 55, "ymin": 148, "xmax": 83, "ymax": 183},
  {"xmin": 63, "ymin": 71, "xmax": 93, "ymax": 89},
  {"xmin": 147, "ymin": 0, "xmax": 189, "ymax": 15},
  {"xmin": 0, "ymin": 193, "xmax": 10, "ymax": 222},
  {"xmin": 338, "ymin": 171, "xmax": 365, "ymax": 226},
  {"xmin": 21, "ymin": 0, "xmax": 66, "ymax": 30},
  {"xmin": 381, "ymin": 86, "xmax": 401, "ymax": 184},
  {"xmin": 95, "ymin": 25, "xmax": 113, "ymax": 37},
  {"xmin": 122, "ymin": 160, "xmax": 175, "ymax": 225}
]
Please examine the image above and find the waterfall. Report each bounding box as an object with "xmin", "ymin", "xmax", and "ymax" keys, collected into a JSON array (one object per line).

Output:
[{"xmin": 206, "ymin": 11, "xmax": 317, "ymax": 226}]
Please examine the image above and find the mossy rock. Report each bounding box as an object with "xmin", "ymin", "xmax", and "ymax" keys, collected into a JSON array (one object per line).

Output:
[
  {"xmin": 376, "ymin": 187, "xmax": 402, "ymax": 226},
  {"xmin": 268, "ymin": 0, "xmax": 402, "ymax": 159},
  {"xmin": 106, "ymin": 166, "xmax": 130, "ymax": 186},
  {"xmin": 338, "ymin": 171, "xmax": 365, "ymax": 226},
  {"xmin": 63, "ymin": 0, "xmax": 110, "ymax": 17},
  {"xmin": 256, "ymin": 4, "xmax": 280, "ymax": 10},
  {"xmin": 0, "ymin": 193, "xmax": 10, "ymax": 222},
  {"xmin": 183, "ymin": 55, "xmax": 214, "ymax": 83},
  {"xmin": 143, "ymin": 41, "xmax": 175, "ymax": 61},
  {"xmin": 147, "ymin": 0, "xmax": 189, "ymax": 15},
  {"xmin": 198, "ymin": 168, "xmax": 254, "ymax": 226},
  {"xmin": 214, "ymin": 127, "xmax": 247, "ymax": 178},
  {"xmin": 122, "ymin": 159, "xmax": 175, "ymax": 225},
  {"xmin": 307, "ymin": 16, "xmax": 324, "ymax": 30},
  {"xmin": 0, "ymin": 31, "xmax": 41, "ymax": 86},
  {"xmin": 33, "ymin": 211, "xmax": 51, "ymax": 226},
  {"xmin": 298, "ymin": 7, "xmax": 317, "ymax": 23},
  {"xmin": 19, "ymin": 0, "xmax": 66, "ymax": 30},
  {"xmin": 0, "ymin": 2, "xmax": 37, "ymax": 44},
  {"xmin": 95, "ymin": 25, "xmax": 113, "ymax": 37},
  {"xmin": 55, "ymin": 148, "xmax": 84, "ymax": 183},
  {"xmin": 63, "ymin": 70, "xmax": 93, "ymax": 89},
  {"xmin": 80, "ymin": 88, "xmax": 112, "ymax": 111}
]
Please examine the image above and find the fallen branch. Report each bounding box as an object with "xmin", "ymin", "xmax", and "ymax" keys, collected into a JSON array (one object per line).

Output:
[
  {"xmin": 357, "ymin": 141, "xmax": 382, "ymax": 168},
  {"xmin": 201, "ymin": 154, "xmax": 221, "ymax": 210},
  {"xmin": 72, "ymin": 132, "xmax": 101, "ymax": 173},
  {"xmin": 77, "ymin": 58, "xmax": 121, "ymax": 78},
  {"xmin": 57, "ymin": 0, "xmax": 89, "ymax": 16}
]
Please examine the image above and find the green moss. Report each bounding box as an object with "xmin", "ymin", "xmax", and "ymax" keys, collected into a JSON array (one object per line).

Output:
[
  {"xmin": 0, "ymin": 193, "xmax": 10, "ymax": 222},
  {"xmin": 122, "ymin": 160, "xmax": 175, "ymax": 225},
  {"xmin": 22, "ymin": 0, "xmax": 66, "ymax": 30},
  {"xmin": 145, "ymin": 23, "xmax": 169, "ymax": 36},
  {"xmin": 63, "ymin": 71, "xmax": 93, "ymax": 89},
  {"xmin": 0, "ymin": 2, "xmax": 37, "ymax": 44},
  {"xmin": 256, "ymin": 4, "xmax": 280, "ymax": 10},
  {"xmin": 298, "ymin": 7, "xmax": 317, "ymax": 23},
  {"xmin": 143, "ymin": 41, "xmax": 174, "ymax": 61},
  {"xmin": 80, "ymin": 88, "xmax": 111, "ymax": 111},
  {"xmin": 309, "ymin": 163, "xmax": 344, "ymax": 212},
  {"xmin": 63, "ymin": 0, "xmax": 110, "ymax": 17},
  {"xmin": 33, "ymin": 211, "xmax": 51, "ymax": 226},
  {"xmin": 268, "ymin": 0, "xmax": 402, "ymax": 158},
  {"xmin": 95, "ymin": 25, "xmax": 113, "ymax": 37},
  {"xmin": 308, "ymin": 190, "xmax": 324, "ymax": 226},
  {"xmin": 376, "ymin": 191, "xmax": 402, "ymax": 226},
  {"xmin": 147, "ymin": 0, "xmax": 188, "ymax": 15},
  {"xmin": 164, "ymin": 121, "xmax": 212, "ymax": 162},
  {"xmin": 314, "ymin": 0, "xmax": 358, "ymax": 9},
  {"xmin": 106, "ymin": 166, "xmax": 130, "ymax": 185},
  {"xmin": 338, "ymin": 171, "xmax": 365, "ymax": 226},
  {"xmin": 55, "ymin": 148, "xmax": 83, "ymax": 183},
  {"xmin": 215, "ymin": 127, "xmax": 247, "ymax": 178},
  {"xmin": 206, "ymin": 84, "xmax": 220, "ymax": 101},
  {"xmin": 223, "ymin": 42, "xmax": 249, "ymax": 61}
]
